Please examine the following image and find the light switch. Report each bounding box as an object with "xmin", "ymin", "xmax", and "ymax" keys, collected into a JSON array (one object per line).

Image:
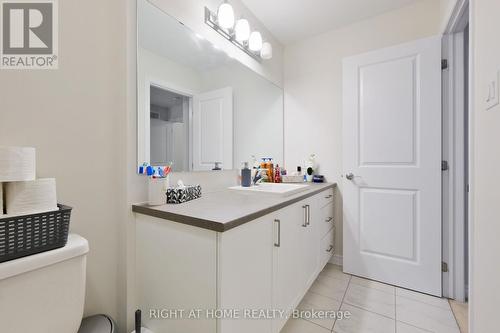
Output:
[{"xmin": 485, "ymin": 70, "xmax": 500, "ymax": 110}]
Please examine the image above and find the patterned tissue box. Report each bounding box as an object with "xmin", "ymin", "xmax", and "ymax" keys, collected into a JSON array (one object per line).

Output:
[{"xmin": 166, "ymin": 185, "xmax": 202, "ymax": 204}]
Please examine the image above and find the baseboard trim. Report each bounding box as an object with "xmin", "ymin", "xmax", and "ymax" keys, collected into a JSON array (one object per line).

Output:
[{"xmin": 329, "ymin": 254, "xmax": 343, "ymax": 266}]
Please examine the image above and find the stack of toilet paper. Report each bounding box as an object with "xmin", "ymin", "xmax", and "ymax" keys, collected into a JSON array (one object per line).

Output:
[{"xmin": 0, "ymin": 147, "xmax": 58, "ymax": 217}]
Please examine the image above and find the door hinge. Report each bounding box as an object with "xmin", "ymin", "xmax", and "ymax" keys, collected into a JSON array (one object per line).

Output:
[
  {"xmin": 442, "ymin": 262, "xmax": 449, "ymax": 273},
  {"xmin": 442, "ymin": 160, "xmax": 449, "ymax": 171},
  {"xmin": 442, "ymin": 59, "xmax": 448, "ymax": 70}
]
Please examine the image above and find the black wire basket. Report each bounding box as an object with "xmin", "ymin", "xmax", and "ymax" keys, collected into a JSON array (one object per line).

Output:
[{"xmin": 0, "ymin": 204, "xmax": 72, "ymax": 263}]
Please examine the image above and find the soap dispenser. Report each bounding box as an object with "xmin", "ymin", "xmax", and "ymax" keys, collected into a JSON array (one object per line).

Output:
[{"xmin": 241, "ymin": 162, "xmax": 252, "ymax": 187}]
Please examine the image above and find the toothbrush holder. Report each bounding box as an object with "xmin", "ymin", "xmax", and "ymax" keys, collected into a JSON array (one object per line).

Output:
[{"xmin": 147, "ymin": 176, "xmax": 169, "ymax": 206}]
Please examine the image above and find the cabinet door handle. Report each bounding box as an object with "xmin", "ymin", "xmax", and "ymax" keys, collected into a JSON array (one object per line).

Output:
[
  {"xmin": 274, "ymin": 219, "xmax": 281, "ymax": 247},
  {"xmin": 325, "ymin": 217, "xmax": 333, "ymax": 223},
  {"xmin": 306, "ymin": 205, "xmax": 311, "ymax": 226},
  {"xmin": 325, "ymin": 194, "xmax": 333, "ymax": 199},
  {"xmin": 326, "ymin": 245, "xmax": 334, "ymax": 253},
  {"xmin": 302, "ymin": 206, "xmax": 308, "ymax": 227}
]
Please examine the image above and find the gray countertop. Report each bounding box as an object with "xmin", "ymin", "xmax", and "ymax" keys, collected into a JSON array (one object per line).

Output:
[{"xmin": 132, "ymin": 183, "xmax": 336, "ymax": 232}]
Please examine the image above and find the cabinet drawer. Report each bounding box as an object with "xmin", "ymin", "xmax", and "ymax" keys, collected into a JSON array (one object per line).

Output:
[
  {"xmin": 318, "ymin": 188, "xmax": 334, "ymax": 208},
  {"xmin": 319, "ymin": 202, "xmax": 334, "ymax": 238},
  {"xmin": 319, "ymin": 227, "xmax": 335, "ymax": 269}
]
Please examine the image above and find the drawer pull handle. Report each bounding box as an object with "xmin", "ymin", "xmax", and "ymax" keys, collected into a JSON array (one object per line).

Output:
[
  {"xmin": 325, "ymin": 217, "xmax": 333, "ymax": 223},
  {"xmin": 302, "ymin": 205, "xmax": 308, "ymax": 227},
  {"xmin": 326, "ymin": 245, "xmax": 334, "ymax": 253},
  {"xmin": 306, "ymin": 205, "xmax": 311, "ymax": 226},
  {"xmin": 325, "ymin": 194, "xmax": 333, "ymax": 199},
  {"xmin": 274, "ymin": 219, "xmax": 281, "ymax": 247}
]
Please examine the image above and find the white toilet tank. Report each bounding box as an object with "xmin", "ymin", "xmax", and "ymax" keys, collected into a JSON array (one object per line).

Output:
[{"xmin": 0, "ymin": 234, "xmax": 89, "ymax": 333}]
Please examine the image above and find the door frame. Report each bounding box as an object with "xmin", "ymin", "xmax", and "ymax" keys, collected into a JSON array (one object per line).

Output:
[
  {"xmin": 441, "ymin": 0, "xmax": 470, "ymax": 302},
  {"xmin": 139, "ymin": 77, "xmax": 194, "ymax": 170}
]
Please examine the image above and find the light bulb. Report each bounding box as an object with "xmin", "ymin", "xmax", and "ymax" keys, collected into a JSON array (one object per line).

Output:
[
  {"xmin": 234, "ymin": 18, "xmax": 250, "ymax": 42},
  {"xmin": 217, "ymin": 2, "xmax": 235, "ymax": 30},
  {"xmin": 248, "ymin": 31, "xmax": 262, "ymax": 52},
  {"xmin": 260, "ymin": 42, "xmax": 273, "ymax": 59}
]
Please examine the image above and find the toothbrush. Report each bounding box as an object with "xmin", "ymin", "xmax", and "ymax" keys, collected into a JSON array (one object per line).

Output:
[
  {"xmin": 138, "ymin": 162, "xmax": 148, "ymax": 174},
  {"xmin": 164, "ymin": 161, "xmax": 173, "ymax": 177}
]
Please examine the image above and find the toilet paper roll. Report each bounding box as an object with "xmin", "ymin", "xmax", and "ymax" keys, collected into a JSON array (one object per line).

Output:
[
  {"xmin": 5, "ymin": 178, "xmax": 58, "ymax": 216},
  {"xmin": 0, "ymin": 147, "xmax": 36, "ymax": 182}
]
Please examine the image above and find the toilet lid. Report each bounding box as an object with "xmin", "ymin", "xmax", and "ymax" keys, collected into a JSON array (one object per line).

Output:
[{"xmin": 78, "ymin": 315, "xmax": 114, "ymax": 333}]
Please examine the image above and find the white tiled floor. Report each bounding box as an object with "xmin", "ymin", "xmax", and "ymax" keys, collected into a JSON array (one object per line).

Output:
[{"xmin": 281, "ymin": 264, "xmax": 461, "ymax": 333}]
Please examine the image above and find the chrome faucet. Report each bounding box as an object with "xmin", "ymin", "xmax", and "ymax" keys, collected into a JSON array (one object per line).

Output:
[{"xmin": 253, "ymin": 169, "xmax": 265, "ymax": 185}]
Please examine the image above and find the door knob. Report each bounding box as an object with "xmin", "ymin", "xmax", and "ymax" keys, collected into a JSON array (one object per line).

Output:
[{"xmin": 346, "ymin": 172, "xmax": 354, "ymax": 180}]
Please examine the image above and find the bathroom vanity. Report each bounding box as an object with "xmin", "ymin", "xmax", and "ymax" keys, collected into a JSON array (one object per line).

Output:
[
  {"xmin": 133, "ymin": 183, "xmax": 335, "ymax": 333},
  {"xmin": 133, "ymin": 2, "xmax": 335, "ymax": 332}
]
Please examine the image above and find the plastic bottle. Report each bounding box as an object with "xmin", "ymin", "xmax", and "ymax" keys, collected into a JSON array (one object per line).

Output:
[
  {"xmin": 241, "ymin": 162, "xmax": 252, "ymax": 187},
  {"xmin": 274, "ymin": 165, "xmax": 282, "ymax": 183},
  {"xmin": 267, "ymin": 158, "xmax": 275, "ymax": 183}
]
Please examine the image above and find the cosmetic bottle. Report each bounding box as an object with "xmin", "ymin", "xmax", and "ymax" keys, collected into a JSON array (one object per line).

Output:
[
  {"xmin": 241, "ymin": 162, "xmax": 251, "ymax": 187},
  {"xmin": 274, "ymin": 165, "xmax": 282, "ymax": 183},
  {"xmin": 267, "ymin": 158, "xmax": 275, "ymax": 183}
]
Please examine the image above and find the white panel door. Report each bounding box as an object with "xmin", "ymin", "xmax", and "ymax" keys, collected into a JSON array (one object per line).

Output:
[
  {"xmin": 343, "ymin": 36, "xmax": 442, "ymax": 296},
  {"xmin": 150, "ymin": 118, "xmax": 168, "ymax": 165},
  {"xmin": 192, "ymin": 87, "xmax": 233, "ymax": 170}
]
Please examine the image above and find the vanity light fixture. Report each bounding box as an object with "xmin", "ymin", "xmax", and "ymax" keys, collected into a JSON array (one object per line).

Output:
[
  {"xmin": 248, "ymin": 31, "xmax": 263, "ymax": 51},
  {"xmin": 204, "ymin": 3, "xmax": 272, "ymax": 61},
  {"xmin": 260, "ymin": 42, "xmax": 273, "ymax": 60},
  {"xmin": 217, "ymin": 1, "xmax": 235, "ymax": 30},
  {"xmin": 234, "ymin": 18, "xmax": 250, "ymax": 42}
]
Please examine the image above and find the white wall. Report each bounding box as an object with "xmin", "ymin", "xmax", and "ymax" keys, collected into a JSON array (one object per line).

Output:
[
  {"xmin": 138, "ymin": 47, "xmax": 202, "ymax": 94},
  {"xmin": 0, "ymin": 0, "xmax": 127, "ymax": 330},
  {"xmin": 470, "ymin": 0, "xmax": 500, "ymax": 331},
  {"xmin": 283, "ymin": 0, "xmax": 452, "ymax": 255}
]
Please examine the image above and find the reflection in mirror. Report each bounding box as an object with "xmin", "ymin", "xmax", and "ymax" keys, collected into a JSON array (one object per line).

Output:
[
  {"xmin": 149, "ymin": 86, "xmax": 189, "ymax": 172},
  {"xmin": 137, "ymin": 0, "xmax": 283, "ymax": 172}
]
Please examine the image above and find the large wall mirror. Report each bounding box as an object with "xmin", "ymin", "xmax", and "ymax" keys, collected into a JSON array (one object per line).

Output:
[{"xmin": 137, "ymin": 0, "xmax": 284, "ymax": 172}]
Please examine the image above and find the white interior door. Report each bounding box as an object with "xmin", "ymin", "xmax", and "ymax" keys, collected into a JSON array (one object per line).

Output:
[
  {"xmin": 150, "ymin": 118, "xmax": 170, "ymax": 165},
  {"xmin": 192, "ymin": 87, "xmax": 233, "ymax": 171},
  {"xmin": 343, "ymin": 36, "xmax": 442, "ymax": 296}
]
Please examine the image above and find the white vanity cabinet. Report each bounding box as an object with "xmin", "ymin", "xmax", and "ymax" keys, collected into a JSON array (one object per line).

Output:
[
  {"xmin": 272, "ymin": 201, "xmax": 309, "ymax": 332},
  {"xmin": 217, "ymin": 214, "xmax": 274, "ymax": 333},
  {"xmin": 316, "ymin": 188, "xmax": 336, "ymax": 270},
  {"xmin": 135, "ymin": 186, "xmax": 335, "ymax": 333}
]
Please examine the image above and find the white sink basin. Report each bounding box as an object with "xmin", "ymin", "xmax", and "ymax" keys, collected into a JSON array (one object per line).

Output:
[{"xmin": 229, "ymin": 183, "xmax": 309, "ymax": 196}]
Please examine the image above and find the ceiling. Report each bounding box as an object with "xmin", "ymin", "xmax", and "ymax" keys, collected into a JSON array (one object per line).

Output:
[{"xmin": 240, "ymin": 0, "xmax": 421, "ymax": 45}]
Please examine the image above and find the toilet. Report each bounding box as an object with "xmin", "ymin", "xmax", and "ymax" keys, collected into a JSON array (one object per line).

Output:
[{"xmin": 0, "ymin": 234, "xmax": 111, "ymax": 333}]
